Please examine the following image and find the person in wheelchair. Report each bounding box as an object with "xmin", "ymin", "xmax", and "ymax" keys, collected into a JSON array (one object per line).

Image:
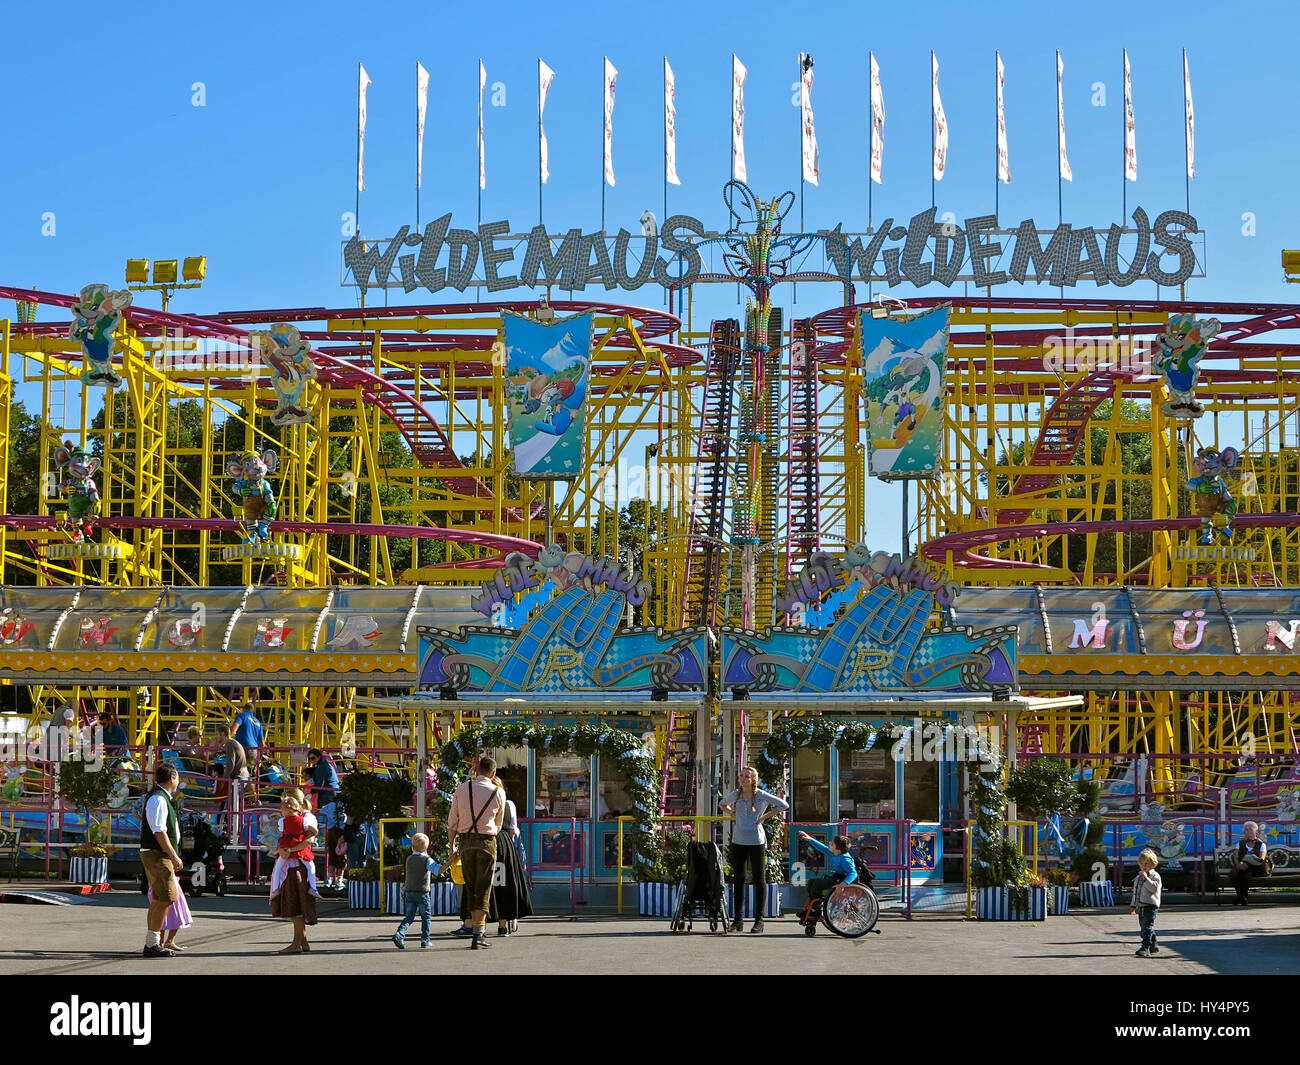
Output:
[{"xmin": 797, "ymin": 831, "xmax": 857, "ymax": 914}]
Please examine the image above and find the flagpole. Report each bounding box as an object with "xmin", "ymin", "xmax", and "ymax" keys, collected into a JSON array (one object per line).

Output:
[
  {"xmin": 799, "ymin": 53, "xmax": 806, "ymax": 234},
  {"xmin": 477, "ymin": 59, "xmax": 483, "ymax": 231},
  {"xmin": 601, "ymin": 57, "xmax": 607, "ymax": 234},
  {"xmin": 1057, "ymin": 52, "xmax": 1063, "ymax": 227},
  {"xmin": 930, "ymin": 51, "xmax": 936, "ymax": 210},
  {"xmin": 1183, "ymin": 49, "xmax": 1191, "ymax": 216},
  {"xmin": 663, "ymin": 57, "xmax": 668, "ymax": 226},
  {"xmin": 1121, "ymin": 50, "xmax": 1127, "ymax": 224},
  {"xmin": 416, "ymin": 62, "xmax": 421, "ymax": 229},
  {"xmin": 538, "ymin": 59, "xmax": 544, "ymax": 227},
  {"xmin": 867, "ymin": 53, "xmax": 874, "ymax": 233},
  {"xmin": 994, "ymin": 52, "xmax": 1000, "ymax": 221},
  {"xmin": 356, "ymin": 62, "xmax": 362, "ymax": 237}
]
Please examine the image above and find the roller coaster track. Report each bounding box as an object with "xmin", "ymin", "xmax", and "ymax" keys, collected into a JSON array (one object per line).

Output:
[
  {"xmin": 1, "ymin": 288, "xmax": 699, "ymax": 520},
  {"xmin": 922, "ymin": 513, "xmax": 1300, "ymax": 570},
  {"xmin": 679, "ymin": 319, "xmax": 741, "ymax": 628},
  {"xmin": 995, "ymin": 367, "xmax": 1139, "ymax": 524},
  {"xmin": 0, "ymin": 514, "xmax": 540, "ymax": 568}
]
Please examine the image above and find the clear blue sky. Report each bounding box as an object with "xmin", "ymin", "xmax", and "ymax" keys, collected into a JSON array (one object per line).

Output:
[{"xmin": 3, "ymin": 0, "xmax": 1298, "ymax": 551}]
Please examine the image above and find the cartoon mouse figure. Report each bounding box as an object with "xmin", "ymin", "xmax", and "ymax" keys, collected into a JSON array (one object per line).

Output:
[
  {"xmin": 260, "ymin": 324, "xmax": 318, "ymax": 426},
  {"xmin": 1154, "ymin": 315, "xmax": 1223, "ymax": 418},
  {"xmin": 54, "ymin": 442, "xmax": 102, "ymax": 543},
  {"xmin": 226, "ymin": 450, "xmax": 279, "ymax": 544},
  {"xmin": 68, "ymin": 284, "xmax": 133, "ymax": 388},
  {"xmin": 536, "ymin": 378, "xmax": 579, "ymax": 436},
  {"xmin": 1187, "ymin": 446, "xmax": 1240, "ymax": 545}
]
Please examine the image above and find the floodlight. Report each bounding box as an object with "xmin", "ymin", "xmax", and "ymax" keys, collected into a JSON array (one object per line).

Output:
[
  {"xmin": 182, "ymin": 256, "xmax": 207, "ymax": 282},
  {"xmin": 152, "ymin": 260, "xmax": 178, "ymax": 285},
  {"xmin": 125, "ymin": 259, "xmax": 150, "ymax": 284}
]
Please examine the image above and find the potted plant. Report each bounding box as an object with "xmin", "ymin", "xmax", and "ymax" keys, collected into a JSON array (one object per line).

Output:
[
  {"xmin": 1070, "ymin": 781, "xmax": 1114, "ymax": 906},
  {"xmin": 345, "ymin": 857, "xmax": 400, "ymax": 912},
  {"xmin": 57, "ymin": 759, "xmax": 121, "ymax": 885},
  {"xmin": 1045, "ymin": 866, "xmax": 1072, "ymax": 914},
  {"xmin": 968, "ymin": 758, "xmax": 1046, "ymax": 920},
  {"xmin": 637, "ymin": 828, "xmax": 690, "ymax": 916},
  {"xmin": 69, "ymin": 829, "xmax": 112, "ymax": 885}
]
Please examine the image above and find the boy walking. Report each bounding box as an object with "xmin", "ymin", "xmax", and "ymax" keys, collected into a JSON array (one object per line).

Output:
[
  {"xmin": 1130, "ymin": 848, "xmax": 1162, "ymax": 957},
  {"xmin": 392, "ymin": 833, "xmax": 440, "ymax": 950}
]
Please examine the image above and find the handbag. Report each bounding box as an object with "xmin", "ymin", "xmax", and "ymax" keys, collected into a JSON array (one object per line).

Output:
[{"xmin": 449, "ymin": 856, "xmax": 465, "ymax": 885}]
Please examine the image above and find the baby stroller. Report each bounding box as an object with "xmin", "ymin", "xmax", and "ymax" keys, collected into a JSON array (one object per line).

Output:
[
  {"xmin": 178, "ymin": 810, "xmax": 230, "ymax": 897},
  {"xmin": 136, "ymin": 810, "xmax": 230, "ymax": 897},
  {"xmin": 669, "ymin": 840, "xmax": 730, "ymax": 934}
]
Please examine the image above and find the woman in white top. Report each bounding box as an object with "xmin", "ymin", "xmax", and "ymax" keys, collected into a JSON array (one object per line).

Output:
[{"xmin": 719, "ymin": 765, "xmax": 789, "ymax": 934}]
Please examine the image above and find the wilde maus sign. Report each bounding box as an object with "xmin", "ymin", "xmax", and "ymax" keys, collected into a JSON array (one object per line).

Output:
[{"xmin": 344, "ymin": 205, "xmax": 1201, "ymax": 295}]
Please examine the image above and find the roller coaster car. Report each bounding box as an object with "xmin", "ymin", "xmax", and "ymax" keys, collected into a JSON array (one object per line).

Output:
[{"xmin": 1225, "ymin": 759, "xmax": 1300, "ymax": 811}]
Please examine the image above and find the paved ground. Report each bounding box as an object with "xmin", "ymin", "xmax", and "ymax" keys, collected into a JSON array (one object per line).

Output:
[{"xmin": 1, "ymin": 890, "xmax": 1296, "ymax": 975}]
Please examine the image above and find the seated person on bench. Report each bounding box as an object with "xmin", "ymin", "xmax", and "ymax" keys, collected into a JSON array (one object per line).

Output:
[
  {"xmin": 1230, "ymin": 821, "xmax": 1269, "ymax": 906},
  {"xmin": 797, "ymin": 831, "xmax": 858, "ymax": 904}
]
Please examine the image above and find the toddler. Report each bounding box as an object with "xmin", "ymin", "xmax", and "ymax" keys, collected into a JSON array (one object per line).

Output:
[{"xmin": 270, "ymin": 793, "xmax": 320, "ymax": 899}]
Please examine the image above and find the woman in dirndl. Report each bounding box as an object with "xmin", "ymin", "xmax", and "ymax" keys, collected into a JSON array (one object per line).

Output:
[{"xmin": 269, "ymin": 787, "xmax": 318, "ymax": 954}]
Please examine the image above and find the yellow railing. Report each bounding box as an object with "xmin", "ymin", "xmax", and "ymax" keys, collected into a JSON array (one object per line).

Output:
[{"xmin": 615, "ymin": 814, "xmax": 735, "ymax": 915}]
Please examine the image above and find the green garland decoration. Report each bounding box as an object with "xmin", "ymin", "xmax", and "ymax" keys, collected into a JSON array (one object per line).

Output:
[{"xmin": 434, "ymin": 722, "xmax": 663, "ymax": 879}]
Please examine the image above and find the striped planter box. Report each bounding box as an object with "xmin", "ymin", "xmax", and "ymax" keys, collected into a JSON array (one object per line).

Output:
[
  {"xmin": 974, "ymin": 886, "xmax": 1047, "ymax": 921},
  {"xmin": 726, "ymin": 884, "xmax": 784, "ymax": 918},
  {"xmin": 638, "ymin": 882, "xmax": 683, "ymax": 917},
  {"xmin": 385, "ymin": 882, "xmax": 461, "ymax": 916},
  {"xmin": 347, "ymin": 880, "xmax": 402, "ymax": 912},
  {"xmin": 69, "ymin": 856, "xmax": 108, "ymax": 884},
  {"xmin": 1078, "ymin": 881, "xmax": 1116, "ymax": 907},
  {"xmin": 1047, "ymin": 886, "xmax": 1070, "ymax": 915}
]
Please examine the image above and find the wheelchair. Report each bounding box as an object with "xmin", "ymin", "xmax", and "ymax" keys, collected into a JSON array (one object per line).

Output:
[{"xmin": 796, "ymin": 880, "xmax": 881, "ymax": 938}]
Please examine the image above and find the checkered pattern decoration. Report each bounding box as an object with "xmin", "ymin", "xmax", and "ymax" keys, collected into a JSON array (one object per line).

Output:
[
  {"xmin": 220, "ymin": 543, "xmax": 302, "ymax": 561},
  {"xmin": 47, "ymin": 544, "xmax": 125, "ymax": 559}
]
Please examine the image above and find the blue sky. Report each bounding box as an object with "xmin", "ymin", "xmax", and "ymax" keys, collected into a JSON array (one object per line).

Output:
[{"xmin": 3, "ymin": 0, "xmax": 1298, "ymax": 551}]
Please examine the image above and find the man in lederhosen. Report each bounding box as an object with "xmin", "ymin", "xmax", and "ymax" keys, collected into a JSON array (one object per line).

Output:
[{"xmin": 446, "ymin": 755, "xmax": 505, "ymax": 950}]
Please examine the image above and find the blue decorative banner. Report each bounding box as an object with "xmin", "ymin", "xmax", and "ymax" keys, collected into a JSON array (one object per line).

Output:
[
  {"xmin": 861, "ymin": 306, "xmax": 950, "ymax": 479},
  {"xmin": 724, "ymin": 548, "xmax": 1017, "ymax": 695},
  {"xmin": 420, "ymin": 549, "xmax": 708, "ymax": 694},
  {"xmin": 502, "ymin": 311, "xmax": 593, "ymax": 479}
]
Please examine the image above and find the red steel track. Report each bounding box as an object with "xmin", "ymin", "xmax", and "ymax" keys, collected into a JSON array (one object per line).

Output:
[{"xmin": 922, "ymin": 513, "xmax": 1300, "ymax": 570}]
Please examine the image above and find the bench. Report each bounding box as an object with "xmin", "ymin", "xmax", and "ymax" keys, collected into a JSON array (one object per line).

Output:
[{"xmin": 1211, "ymin": 843, "xmax": 1300, "ymax": 902}]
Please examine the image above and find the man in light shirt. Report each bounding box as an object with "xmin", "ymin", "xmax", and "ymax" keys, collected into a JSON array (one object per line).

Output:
[
  {"xmin": 140, "ymin": 764, "xmax": 185, "ymax": 958},
  {"xmin": 446, "ymin": 755, "xmax": 505, "ymax": 950}
]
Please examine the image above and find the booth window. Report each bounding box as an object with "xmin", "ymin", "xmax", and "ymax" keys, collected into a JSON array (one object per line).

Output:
[
  {"xmin": 792, "ymin": 747, "xmax": 830, "ymax": 822},
  {"xmin": 903, "ymin": 758, "xmax": 940, "ymax": 822},
  {"xmin": 536, "ymin": 752, "xmax": 591, "ymax": 818},
  {"xmin": 838, "ymin": 745, "xmax": 894, "ymax": 818},
  {"xmin": 596, "ymin": 756, "xmax": 633, "ymax": 820},
  {"xmin": 493, "ymin": 746, "xmax": 529, "ymax": 816}
]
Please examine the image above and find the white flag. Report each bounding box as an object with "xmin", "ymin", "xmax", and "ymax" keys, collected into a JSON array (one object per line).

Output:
[
  {"xmin": 665, "ymin": 58, "xmax": 680, "ymax": 186},
  {"xmin": 478, "ymin": 60, "xmax": 486, "ymax": 190},
  {"xmin": 416, "ymin": 62, "xmax": 430, "ymax": 189},
  {"xmin": 932, "ymin": 53, "xmax": 948, "ymax": 181},
  {"xmin": 800, "ymin": 53, "xmax": 819, "ymax": 186},
  {"xmin": 1057, "ymin": 51, "xmax": 1072, "ymax": 182},
  {"xmin": 357, "ymin": 63, "xmax": 371, "ymax": 193},
  {"xmin": 869, "ymin": 52, "xmax": 885, "ymax": 184},
  {"xmin": 732, "ymin": 55, "xmax": 747, "ymax": 183},
  {"xmin": 1184, "ymin": 50, "xmax": 1195, "ymax": 179},
  {"xmin": 996, "ymin": 52, "xmax": 1010, "ymax": 183},
  {"xmin": 539, "ymin": 59, "xmax": 555, "ymax": 184},
  {"xmin": 604, "ymin": 57, "xmax": 618, "ymax": 187},
  {"xmin": 1124, "ymin": 49, "xmax": 1137, "ymax": 181}
]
